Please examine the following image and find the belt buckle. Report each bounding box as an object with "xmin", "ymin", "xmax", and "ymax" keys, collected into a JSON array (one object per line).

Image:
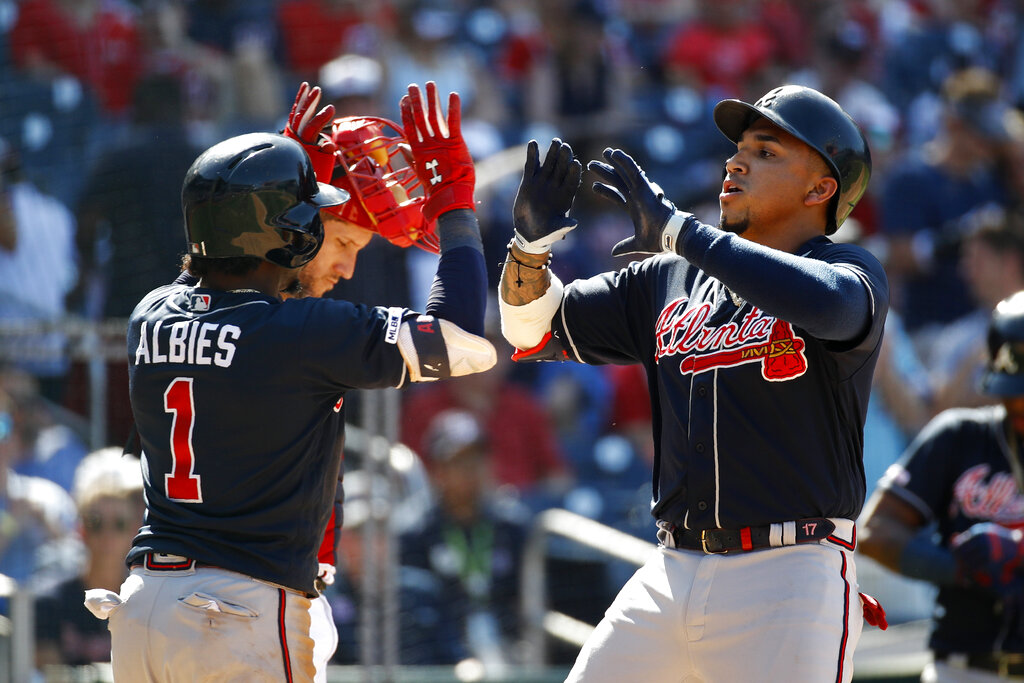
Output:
[
  {"xmin": 700, "ymin": 530, "xmax": 727, "ymax": 554},
  {"xmin": 999, "ymin": 653, "xmax": 1024, "ymax": 677}
]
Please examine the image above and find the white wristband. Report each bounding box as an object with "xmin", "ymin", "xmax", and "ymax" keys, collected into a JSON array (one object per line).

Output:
[
  {"xmin": 513, "ymin": 224, "xmax": 576, "ymax": 255},
  {"xmin": 660, "ymin": 212, "xmax": 690, "ymax": 253},
  {"xmin": 499, "ymin": 273, "xmax": 564, "ymax": 350}
]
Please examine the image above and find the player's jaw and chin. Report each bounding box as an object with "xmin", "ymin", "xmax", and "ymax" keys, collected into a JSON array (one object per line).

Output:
[
  {"xmin": 718, "ymin": 215, "xmax": 749, "ymax": 235},
  {"xmin": 717, "ymin": 197, "xmax": 750, "ymax": 235}
]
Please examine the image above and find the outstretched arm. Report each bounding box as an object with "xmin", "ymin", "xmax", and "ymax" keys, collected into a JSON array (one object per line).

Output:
[
  {"xmin": 400, "ymin": 82, "xmax": 486, "ymax": 337},
  {"xmin": 499, "ymin": 139, "xmax": 581, "ymax": 351},
  {"xmin": 393, "ymin": 83, "xmax": 494, "ymax": 382},
  {"xmin": 590, "ymin": 147, "xmax": 882, "ymax": 343}
]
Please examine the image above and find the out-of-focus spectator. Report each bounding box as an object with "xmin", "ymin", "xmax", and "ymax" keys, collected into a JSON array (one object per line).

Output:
[
  {"xmin": 276, "ymin": 0, "xmax": 387, "ymax": 83},
  {"xmin": 137, "ymin": 0, "xmax": 234, "ymax": 148},
  {"xmin": 0, "ymin": 387, "xmax": 77, "ymax": 588},
  {"xmin": 68, "ymin": 74, "xmax": 201, "ymax": 447},
  {"xmin": 329, "ymin": 469, "xmax": 467, "ymax": 666},
  {"xmin": 74, "ymin": 73, "xmax": 200, "ymax": 321},
  {"xmin": 318, "ymin": 53, "xmax": 386, "ymax": 116},
  {"xmin": 534, "ymin": 362, "xmax": 612, "ymax": 474},
  {"xmin": 522, "ymin": 1, "xmax": 634, "ymax": 150},
  {"xmin": 794, "ymin": 3, "xmax": 900, "ymax": 204},
  {"xmin": 400, "ymin": 409, "xmax": 529, "ymax": 674},
  {"xmin": 659, "ymin": 0, "xmax": 781, "ymax": 101},
  {"xmin": 1, "ymin": 366, "xmax": 88, "ymax": 495},
  {"xmin": 400, "ymin": 329, "xmax": 570, "ymax": 499},
  {"xmin": 878, "ymin": 67, "xmax": 1016, "ymax": 338},
  {"xmin": 182, "ymin": 0, "xmax": 284, "ymax": 135},
  {"xmin": 879, "ymin": 0, "xmax": 1006, "ymax": 126},
  {"xmin": 0, "ymin": 138, "xmax": 78, "ymax": 402},
  {"xmin": 926, "ymin": 207, "xmax": 1024, "ymax": 414},
  {"xmin": 8, "ymin": 0, "xmax": 142, "ymax": 119},
  {"xmin": 377, "ymin": 0, "xmax": 507, "ymax": 136},
  {"xmin": 34, "ymin": 446, "xmax": 143, "ymax": 670},
  {"xmin": 759, "ymin": 0, "xmax": 817, "ymax": 70}
]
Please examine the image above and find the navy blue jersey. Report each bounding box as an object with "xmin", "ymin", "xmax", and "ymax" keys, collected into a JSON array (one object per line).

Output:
[
  {"xmin": 878, "ymin": 405, "xmax": 1024, "ymax": 653},
  {"xmin": 126, "ymin": 283, "xmax": 406, "ymax": 594},
  {"xmin": 541, "ymin": 234, "xmax": 887, "ymax": 530}
]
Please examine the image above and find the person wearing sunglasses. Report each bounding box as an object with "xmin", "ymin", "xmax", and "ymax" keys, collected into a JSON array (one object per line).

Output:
[{"xmin": 34, "ymin": 446, "xmax": 143, "ymax": 672}]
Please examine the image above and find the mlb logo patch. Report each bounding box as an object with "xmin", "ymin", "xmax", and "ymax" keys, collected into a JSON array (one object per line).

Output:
[
  {"xmin": 192, "ymin": 294, "xmax": 211, "ymax": 312},
  {"xmin": 385, "ymin": 307, "xmax": 404, "ymax": 344}
]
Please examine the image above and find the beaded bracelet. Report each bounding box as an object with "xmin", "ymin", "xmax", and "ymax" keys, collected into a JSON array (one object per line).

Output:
[{"xmin": 505, "ymin": 240, "xmax": 552, "ymax": 287}]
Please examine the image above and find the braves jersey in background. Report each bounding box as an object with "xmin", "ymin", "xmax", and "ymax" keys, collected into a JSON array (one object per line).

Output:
[
  {"xmin": 125, "ymin": 283, "xmax": 407, "ymax": 595},
  {"xmin": 543, "ymin": 235, "xmax": 887, "ymax": 530},
  {"xmin": 878, "ymin": 405, "xmax": 1024, "ymax": 653}
]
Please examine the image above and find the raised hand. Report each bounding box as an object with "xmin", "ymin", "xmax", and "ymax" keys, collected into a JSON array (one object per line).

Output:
[
  {"xmin": 588, "ymin": 148, "xmax": 694, "ymax": 256},
  {"xmin": 283, "ymin": 82, "xmax": 337, "ymax": 182},
  {"xmin": 399, "ymin": 81, "xmax": 475, "ymax": 223},
  {"xmin": 512, "ymin": 139, "xmax": 582, "ymax": 254}
]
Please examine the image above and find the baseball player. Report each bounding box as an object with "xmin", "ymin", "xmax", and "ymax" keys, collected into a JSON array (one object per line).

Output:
[
  {"xmin": 279, "ymin": 81, "xmax": 463, "ymax": 680},
  {"xmin": 860, "ymin": 291, "xmax": 1024, "ymax": 682},
  {"xmin": 84, "ymin": 82, "xmax": 495, "ymax": 682},
  {"xmin": 499, "ymin": 85, "xmax": 889, "ymax": 682}
]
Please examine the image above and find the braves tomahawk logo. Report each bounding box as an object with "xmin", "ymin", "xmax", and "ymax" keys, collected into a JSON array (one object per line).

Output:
[{"xmin": 654, "ymin": 298, "xmax": 808, "ymax": 381}]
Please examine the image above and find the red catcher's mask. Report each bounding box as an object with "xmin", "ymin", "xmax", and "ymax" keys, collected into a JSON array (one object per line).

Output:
[{"xmin": 326, "ymin": 117, "xmax": 439, "ymax": 253}]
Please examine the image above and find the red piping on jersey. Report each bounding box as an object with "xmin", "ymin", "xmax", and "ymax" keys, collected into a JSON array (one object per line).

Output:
[
  {"xmin": 278, "ymin": 589, "xmax": 293, "ymax": 683},
  {"xmin": 511, "ymin": 332, "xmax": 568, "ymax": 362},
  {"xmin": 828, "ymin": 525, "xmax": 856, "ymax": 551},
  {"xmin": 144, "ymin": 554, "xmax": 194, "ymax": 571},
  {"xmin": 740, "ymin": 527, "xmax": 753, "ymax": 551},
  {"xmin": 834, "ymin": 552, "xmax": 851, "ymax": 683},
  {"xmin": 511, "ymin": 332, "xmax": 551, "ymax": 362}
]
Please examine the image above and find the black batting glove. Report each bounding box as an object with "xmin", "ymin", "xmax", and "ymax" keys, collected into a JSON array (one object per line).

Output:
[
  {"xmin": 512, "ymin": 139, "xmax": 582, "ymax": 254},
  {"xmin": 588, "ymin": 147, "xmax": 694, "ymax": 256}
]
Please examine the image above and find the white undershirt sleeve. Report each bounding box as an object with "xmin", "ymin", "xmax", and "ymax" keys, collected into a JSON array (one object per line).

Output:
[{"xmin": 498, "ymin": 273, "xmax": 564, "ymax": 350}]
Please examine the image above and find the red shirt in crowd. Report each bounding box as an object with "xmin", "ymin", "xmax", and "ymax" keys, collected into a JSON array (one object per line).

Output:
[
  {"xmin": 661, "ymin": 17, "xmax": 775, "ymax": 97},
  {"xmin": 9, "ymin": 0, "xmax": 142, "ymax": 115},
  {"xmin": 401, "ymin": 382, "xmax": 568, "ymax": 493}
]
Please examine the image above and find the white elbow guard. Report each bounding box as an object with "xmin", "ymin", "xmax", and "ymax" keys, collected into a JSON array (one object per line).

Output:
[
  {"xmin": 499, "ymin": 273, "xmax": 564, "ymax": 350},
  {"xmin": 397, "ymin": 315, "xmax": 497, "ymax": 382}
]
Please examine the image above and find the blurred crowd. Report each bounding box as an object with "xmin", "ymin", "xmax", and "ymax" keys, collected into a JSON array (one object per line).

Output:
[{"xmin": 5, "ymin": 0, "xmax": 1024, "ymax": 674}]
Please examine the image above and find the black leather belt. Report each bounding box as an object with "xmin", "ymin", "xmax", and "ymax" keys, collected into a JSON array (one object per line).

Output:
[
  {"xmin": 936, "ymin": 652, "xmax": 1024, "ymax": 677},
  {"xmin": 671, "ymin": 518, "xmax": 837, "ymax": 554},
  {"xmin": 131, "ymin": 552, "xmax": 216, "ymax": 571}
]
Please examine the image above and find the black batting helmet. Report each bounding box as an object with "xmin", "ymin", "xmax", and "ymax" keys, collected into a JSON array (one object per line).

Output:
[
  {"xmin": 982, "ymin": 291, "xmax": 1024, "ymax": 396},
  {"xmin": 182, "ymin": 132, "xmax": 349, "ymax": 268},
  {"xmin": 713, "ymin": 85, "xmax": 871, "ymax": 235}
]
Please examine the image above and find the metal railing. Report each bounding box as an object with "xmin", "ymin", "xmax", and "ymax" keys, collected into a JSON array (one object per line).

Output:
[
  {"xmin": 0, "ymin": 316, "xmax": 129, "ymax": 449},
  {"xmin": 0, "ymin": 574, "xmax": 34, "ymax": 683},
  {"xmin": 519, "ymin": 509, "xmax": 655, "ymax": 667}
]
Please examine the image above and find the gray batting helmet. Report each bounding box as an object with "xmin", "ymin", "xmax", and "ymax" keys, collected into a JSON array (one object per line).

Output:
[{"xmin": 713, "ymin": 85, "xmax": 871, "ymax": 235}]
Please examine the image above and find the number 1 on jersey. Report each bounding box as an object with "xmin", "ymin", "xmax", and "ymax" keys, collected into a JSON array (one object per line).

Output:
[{"xmin": 164, "ymin": 377, "xmax": 203, "ymax": 502}]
